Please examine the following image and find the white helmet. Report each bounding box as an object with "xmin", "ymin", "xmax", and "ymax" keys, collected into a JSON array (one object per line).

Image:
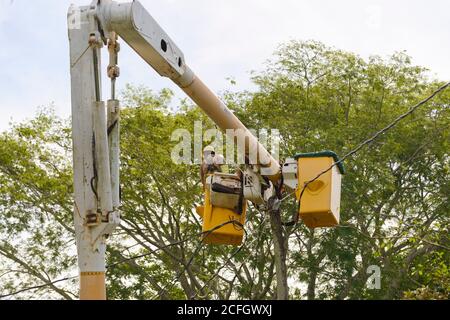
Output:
[{"xmin": 203, "ymin": 146, "xmax": 215, "ymax": 153}]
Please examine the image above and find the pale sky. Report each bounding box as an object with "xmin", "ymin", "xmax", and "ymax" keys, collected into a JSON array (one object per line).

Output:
[{"xmin": 0, "ymin": 0, "xmax": 449, "ymax": 130}]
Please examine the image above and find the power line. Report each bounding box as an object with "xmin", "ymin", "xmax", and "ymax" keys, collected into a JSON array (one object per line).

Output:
[
  {"xmin": 283, "ymin": 81, "xmax": 450, "ymax": 226},
  {"xmin": 0, "ymin": 276, "xmax": 77, "ymax": 299},
  {"xmin": 322, "ymin": 81, "xmax": 450, "ymax": 177}
]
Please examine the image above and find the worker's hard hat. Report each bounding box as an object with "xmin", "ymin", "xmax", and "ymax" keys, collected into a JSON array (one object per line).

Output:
[{"xmin": 203, "ymin": 146, "xmax": 215, "ymax": 153}]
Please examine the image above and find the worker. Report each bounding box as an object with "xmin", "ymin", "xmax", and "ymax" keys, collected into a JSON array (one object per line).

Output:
[{"xmin": 201, "ymin": 146, "xmax": 227, "ymax": 189}]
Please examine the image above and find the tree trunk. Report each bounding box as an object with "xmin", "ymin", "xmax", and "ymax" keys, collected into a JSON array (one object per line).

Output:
[
  {"xmin": 269, "ymin": 198, "xmax": 289, "ymax": 300},
  {"xmin": 306, "ymin": 229, "xmax": 316, "ymax": 300},
  {"xmin": 307, "ymin": 271, "xmax": 317, "ymax": 300}
]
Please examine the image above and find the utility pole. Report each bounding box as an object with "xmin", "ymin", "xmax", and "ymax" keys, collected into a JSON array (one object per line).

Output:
[{"xmin": 68, "ymin": 4, "xmax": 120, "ymax": 300}]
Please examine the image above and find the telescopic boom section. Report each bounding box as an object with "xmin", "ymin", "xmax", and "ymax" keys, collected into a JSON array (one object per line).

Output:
[{"xmin": 98, "ymin": 0, "xmax": 281, "ymax": 182}]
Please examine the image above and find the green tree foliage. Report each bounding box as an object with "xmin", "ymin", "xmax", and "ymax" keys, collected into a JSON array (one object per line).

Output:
[
  {"xmin": 0, "ymin": 110, "xmax": 76, "ymax": 299},
  {"xmin": 0, "ymin": 41, "xmax": 448, "ymax": 299}
]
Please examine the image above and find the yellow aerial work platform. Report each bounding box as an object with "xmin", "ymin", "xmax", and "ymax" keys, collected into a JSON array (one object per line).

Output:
[
  {"xmin": 196, "ymin": 173, "xmax": 247, "ymax": 246},
  {"xmin": 294, "ymin": 151, "xmax": 345, "ymax": 229}
]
